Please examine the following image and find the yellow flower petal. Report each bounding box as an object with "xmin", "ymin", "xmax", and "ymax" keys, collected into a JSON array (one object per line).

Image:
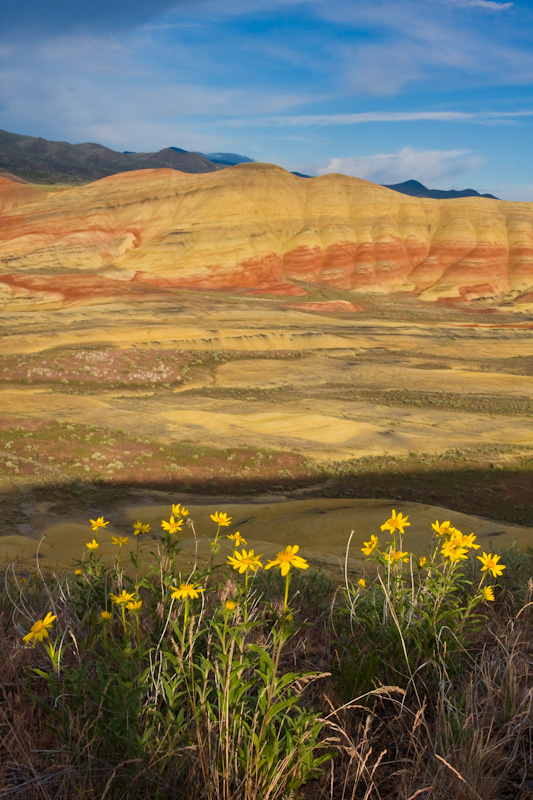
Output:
[
  {"xmin": 86, "ymin": 539, "xmax": 99, "ymax": 550},
  {"xmin": 477, "ymin": 552, "xmax": 506, "ymax": 578},
  {"xmin": 111, "ymin": 536, "xmax": 129, "ymax": 547},
  {"xmin": 381, "ymin": 510, "xmax": 410, "ymax": 535},
  {"xmin": 210, "ymin": 511, "xmax": 232, "ymax": 526},
  {"xmin": 110, "ymin": 590, "xmax": 136, "ymax": 605},
  {"xmin": 170, "ymin": 583, "xmax": 204, "ymax": 600},
  {"xmin": 227, "ymin": 548, "xmax": 263, "ymax": 573},
  {"xmin": 482, "ymin": 586, "xmax": 495, "ymax": 602},
  {"xmin": 22, "ymin": 612, "xmax": 56, "ymax": 646},
  {"xmin": 161, "ymin": 516, "xmax": 183, "ymax": 535},
  {"xmin": 90, "ymin": 516, "xmax": 109, "ymax": 531},
  {"xmin": 264, "ymin": 545, "xmax": 309, "ymax": 574},
  {"xmin": 361, "ymin": 535, "xmax": 378, "ymax": 557}
]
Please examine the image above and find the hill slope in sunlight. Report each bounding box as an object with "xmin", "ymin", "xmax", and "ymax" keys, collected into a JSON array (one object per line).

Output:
[{"xmin": 1, "ymin": 163, "xmax": 533, "ymax": 309}]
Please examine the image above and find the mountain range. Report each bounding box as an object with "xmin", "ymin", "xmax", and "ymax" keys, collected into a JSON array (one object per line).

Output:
[
  {"xmin": 0, "ymin": 129, "xmax": 223, "ymax": 184},
  {"xmin": 0, "ymin": 129, "xmax": 496, "ymax": 200},
  {"xmin": 383, "ymin": 179, "xmax": 497, "ymax": 200}
]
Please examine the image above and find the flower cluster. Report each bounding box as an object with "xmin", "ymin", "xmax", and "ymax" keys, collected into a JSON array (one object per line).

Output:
[
  {"xmin": 432, "ymin": 519, "xmax": 481, "ymax": 562},
  {"xmin": 360, "ymin": 510, "xmax": 506, "ymax": 603}
]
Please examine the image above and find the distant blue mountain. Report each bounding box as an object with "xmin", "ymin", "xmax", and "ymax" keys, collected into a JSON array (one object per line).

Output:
[
  {"xmin": 0, "ymin": 128, "xmax": 500, "ymax": 197},
  {"xmin": 383, "ymin": 179, "xmax": 497, "ymax": 200},
  {"xmin": 198, "ymin": 152, "xmax": 255, "ymax": 166}
]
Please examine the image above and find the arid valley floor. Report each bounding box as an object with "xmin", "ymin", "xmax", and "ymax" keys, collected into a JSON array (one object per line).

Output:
[{"xmin": 1, "ymin": 291, "xmax": 532, "ymax": 575}]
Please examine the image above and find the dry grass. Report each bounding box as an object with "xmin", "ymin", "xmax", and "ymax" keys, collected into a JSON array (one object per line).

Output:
[{"xmin": 1, "ymin": 572, "xmax": 532, "ymax": 799}]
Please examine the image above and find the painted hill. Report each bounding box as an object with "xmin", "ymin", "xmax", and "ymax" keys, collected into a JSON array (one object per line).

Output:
[
  {"xmin": 0, "ymin": 129, "xmax": 223, "ymax": 184},
  {"xmin": 0, "ymin": 163, "xmax": 532, "ymax": 309}
]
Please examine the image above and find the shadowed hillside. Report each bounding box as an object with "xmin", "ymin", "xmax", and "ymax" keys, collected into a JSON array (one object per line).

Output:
[{"xmin": 0, "ymin": 128, "xmax": 223, "ymax": 184}]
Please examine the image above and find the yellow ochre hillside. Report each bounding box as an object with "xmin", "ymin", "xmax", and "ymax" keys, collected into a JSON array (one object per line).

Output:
[{"xmin": 1, "ymin": 163, "xmax": 533, "ymax": 308}]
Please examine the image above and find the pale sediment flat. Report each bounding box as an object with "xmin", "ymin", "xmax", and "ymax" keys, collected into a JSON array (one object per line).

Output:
[
  {"xmin": 215, "ymin": 356, "xmax": 533, "ymax": 397},
  {"xmin": 2, "ymin": 302, "xmax": 533, "ymax": 357},
  {"xmin": 1, "ymin": 298, "xmax": 533, "ymax": 566},
  {"xmin": 1, "ymin": 386, "xmax": 531, "ymax": 462},
  {"xmin": 2, "ymin": 497, "xmax": 530, "ymax": 574}
]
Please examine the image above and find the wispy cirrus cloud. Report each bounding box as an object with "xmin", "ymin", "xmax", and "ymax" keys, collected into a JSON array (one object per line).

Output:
[
  {"xmin": 0, "ymin": 0, "xmax": 532, "ymax": 195},
  {"xmin": 315, "ymin": 0, "xmax": 531, "ymax": 96},
  {"xmin": 227, "ymin": 109, "xmax": 533, "ymax": 127},
  {"xmin": 0, "ymin": 29, "xmax": 313, "ymax": 151},
  {"xmin": 316, "ymin": 147, "xmax": 484, "ymax": 186},
  {"xmin": 445, "ymin": 0, "xmax": 513, "ymax": 9}
]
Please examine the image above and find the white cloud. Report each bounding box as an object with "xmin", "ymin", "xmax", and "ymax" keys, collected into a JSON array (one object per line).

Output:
[
  {"xmin": 446, "ymin": 0, "xmax": 513, "ymax": 9},
  {"xmin": 229, "ymin": 110, "xmax": 533, "ymax": 127},
  {"xmin": 314, "ymin": 0, "xmax": 532, "ymax": 96},
  {"xmin": 316, "ymin": 146, "xmax": 483, "ymax": 186},
  {"xmin": 0, "ymin": 31, "xmax": 314, "ymax": 151}
]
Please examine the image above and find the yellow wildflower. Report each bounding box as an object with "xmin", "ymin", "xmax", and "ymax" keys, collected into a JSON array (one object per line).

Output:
[
  {"xmin": 133, "ymin": 521, "xmax": 150, "ymax": 535},
  {"xmin": 111, "ymin": 536, "xmax": 129, "ymax": 547},
  {"xmin": 210, "ymin": 511, "xmax": 232, "ymax": 527},
  {"xmin": 381, "ymin": 510, "xmax": 410, "ymax": 535},
  {"xmin": 172, "ymin": 503, "xmax": 189, "ymax": 517},
  {"xmin": 90, "ymin": 516, "xmax": 109, "ymax": 532},
  {"xmin": 384, "ymin": 549, "xmax": 409, "ymax": 564},
  {"xmin": 440, "ymin": 541, "xmax": 469, "ymax": 562},
  {"xmin": 161, "ymin": 516, "xmax": 183, "ymax": 535},
  {"xmin": 477, "ymin": 552, "xmax": 506, "ymax": 579},
  {"xmin": 227, "ymin": 548, "xmax": 263, "ymax": 574},
  {"xmin": 482, "ymin": 586, "xmax": 495, "ymax": 602},
  {"xmin": 171, "ymin": 583, "xmax": 204, "ymax": 600},
  {"xmin": 265, "ymin": 545, "xmax": 309, "ymax": 577},
  {"xmin": 418, "ymin": 556, "xmax": 427, "ymax": 568},
  {"xmin": 75, "ymin": 568, "xmax": 82, "ymax": 576},
  {"xmin": 224, "ymin": 599, "xmax": 237, "ymax": 611},
  {"xmin": 227, "ymin": 531, "xmax": 247, "ymax": 546},
  {"xmin": 22, "ymin": 612, "xmax": 56, "ymax": 646},
  {"xmin": 431, "ymin": 520, "xmax": 454, "ymax": 538},
  {"xmin": 86, "ymin": 539, "xmax": 99, "ymax": 550},
  {"xmin": 461, "ymin": 532, "xmax": 481, "ymax": 550},
  {"xmin": 358, "ymin": 578, "xmax": 366, "ymax": 588},
  {"xmin": 110, "ymin": 590, "xmax": 136, "ymax": 606},
  {"xmin": 126, "ymin": 599, "xmax": 142, "ymax": 612},
  {"xmin": 100, "ymin": 610, "xmax": 112, "ymax": 621},
  {"xmin": 361, "ymin": 535, "xmax": 378, "ymax": 556}
]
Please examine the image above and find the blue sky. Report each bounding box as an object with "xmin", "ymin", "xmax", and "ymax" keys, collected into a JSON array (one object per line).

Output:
[{"xmin": 1, "ymin": 0, "xmax": 533, "ymax": 198}]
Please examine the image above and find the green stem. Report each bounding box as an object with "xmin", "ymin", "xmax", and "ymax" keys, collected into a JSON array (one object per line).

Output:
[
  {"xmin": 244, "ymin": 570, "xmax": 249, "ymax": 623},
  {"xmin": 222, "ymin": 613, "xmax": 228, "ymax": 656},
  {"xmin": 121, "ymin": 605, "xmax": 127, "ymax": 634},
  {"xmin": 283, "ymin": 571, "xmax": 290, "ymax": 612},
  {"xmin": 183, "ymin": 596, "xmax": 189, "ymax": 632}
]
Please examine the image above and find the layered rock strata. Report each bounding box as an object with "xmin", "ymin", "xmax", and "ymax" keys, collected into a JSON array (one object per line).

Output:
[{"xmin": 1, "ymin": 164, "xmax": 532, "ymax": 308}]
